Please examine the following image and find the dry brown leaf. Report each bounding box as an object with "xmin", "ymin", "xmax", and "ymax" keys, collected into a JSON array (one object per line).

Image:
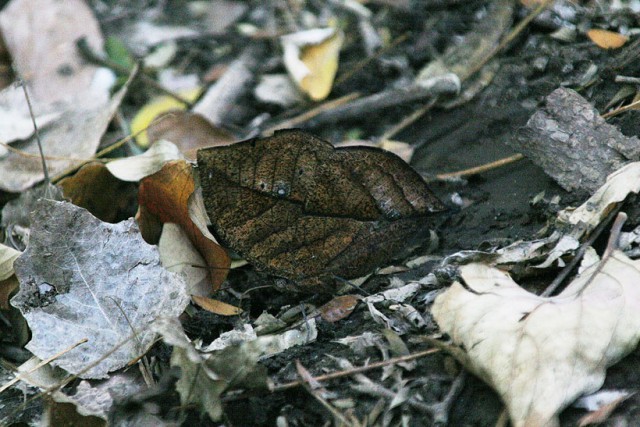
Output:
[
  {"xmin": 192, "ymin": 295, "xmax": 243, "ymax": 316},
  {"xmin": 319, "ymin": 295, "xmax": 359, "ymax": 322},
  {"xmin": 0, "ymin": 276, "xmax": 19, "ymax": 310},
  {"xmin": 138, "ymin": 160, "xmax": 230, "ymax": 290},
  {"xmin": 146, "ymin": 111, "xmax": 236, "ymax": 161},
  {"xmin": 432, "ymin": 252, "xmax": 640, "ymax": 427},
  {"xmin": 58, "ymin": 162, "xmax": 137, "ymax": 223},
  {"xmin": 587, "ymin": 29, "xmax": 628, "ymax": 50}
]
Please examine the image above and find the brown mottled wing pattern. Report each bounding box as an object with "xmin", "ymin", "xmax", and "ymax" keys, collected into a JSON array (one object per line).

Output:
[{"xmin": 196, "ymin": 129, "xmax": 444, "ymax": 291}]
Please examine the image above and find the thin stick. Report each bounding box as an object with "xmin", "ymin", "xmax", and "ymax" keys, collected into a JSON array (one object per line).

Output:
[
  {"xmin": 435, "ymin": 153, "xmax": 524, "ymax": 180},
  {"xmin": 381, "ymin": 98, "xmax": 438, "ymax": 140},
  {"xmin": 601, "ymin": 98, "xmax": 640, "ymax": 119},
  {"xmin": 465, "ymin": 0, "xmax": 554, "ymax": 79},
  {"xmin": 540, "ymin": 206, "xmax": 621, "ymax": 297},
  {"xmin": 271, "ymin": 347, "xmax": 440, "ymax": 392},
  {"xmin": 7, "ymin": 328, "xmax": 141, "ymax": 420},
  {"xmin": 335, "ymin": 33, "xmax": 410, "ymax": 86},
  {"xmin": 0, "ymin": 338, "xmax": 88, "ymax": 393},
  {"xmin": 20, "ymin": 79, "xmax": 49, "ymax": 183},
  {"xmin": 261, "ymin": 92, "xmax": 360, "ymax": 136}
]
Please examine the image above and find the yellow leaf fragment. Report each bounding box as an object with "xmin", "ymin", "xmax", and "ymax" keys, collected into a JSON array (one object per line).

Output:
[
  {"xmin": 130, "ymin": 88, "xmax": 202, "ymax": 148},
  {"xmin": 587, "ymin": 29, "xmax": 628, "ymax": 49},
  {"xmin": 281, "ymin": 28, "xmax": 344, "ymax": 101}
]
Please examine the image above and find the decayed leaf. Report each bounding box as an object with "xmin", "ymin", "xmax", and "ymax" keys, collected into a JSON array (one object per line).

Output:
[
  {"xmin": 11, "ymin": 200, "xmax": 190, "ymax": 379},
  {"xmin": 138, "ymin": 160, "xmax": 231, "ymax": 290},
  {"xmin": 106, "ymin": 140, "xmax": 183, "ymax": 182},
  {"xmin": 153, "ymin": 317, "xmax": 270, "ymax": 421},
  {"xmin": 0, "ymin": 243, "xmax": 21, "ymax": 309},
  {"xmin": 158, "ymin": 223, "xmax": 209, "ymax": 297},
  {"xmin": 0, "ymin": 0, "xmax": 127, "ymax": 192},
  {"xmin": 130, "ymin": 88, "xmax": 202, "ymax": 148},
  {"xmin": 432, "ymin": 251, "xmax": 640, "ymax": 427},
  {"xmin": 0, "ymin": 85, "xmax": 60, "ymax": 152},
  {"xmin": 319, "ymin": 295, "xmax": 359, "ymax": 322},
  {"xmin": 0, "ymin": 0, "xmax": 107, "ymax": 107},
  {"xmin": 58, "ymin": 162, "xmax": 137, "ymax": 223},
  {"xmin": 197, "ymin": 130, "xmax": 443, "ymax": 292},
  {"xmin": 192, "ymin": 295, "xmax": 243, "ymax": 316},
  {"xmin": 0, "ymin": 243, "xmax": 20, "ymax": 281},
  {"xmin": 281, "ymin": 28, "xmax": 344, "ymax": 101},
  {"xmin": 587, "ymin": 29, "xmax": 628, "ymax": 49},
  {"xmin": 145, "ymin": 111, "xmax": 236, "ymax": 161}
]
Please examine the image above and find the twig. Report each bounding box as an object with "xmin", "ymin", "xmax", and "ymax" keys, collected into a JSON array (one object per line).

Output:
[
  {"xmin": 429, "ymin": 371, "xmax": 466, "ymax": 424},
  {"xmin": 540, "ymin": 206, "xmax": 621, "ymax": 297},
  {"xmin": 7, "ymin": 328, "xmax": 141, "ymax": 420},
  {"xmin": 335, "ymin": 33, "xmax": 410, "ymax": 86},
  {"xmin": 19, "ymin": 79, "xmax": 49, "ymax": 184},
  {"xmin": 601, "ymin": 97, "xmax": 640, "ymax": 119},
  {"xmin": 296, "ymin": 360, "xmax": 354, "ymax": 426},
  {"xmin": 0, "ymin": 338, "xmax": 88, "ymax": 394},
  {"xmin": 271, "ymin": 348, "xmax": 440, "ymax": 392},
  {"xmin": 261, "ymin": 92, "xmax": 361, "ymax": 136},
  {"xmin": 435, "ymin": 153, "xmax": 524, "ymax": 180},
  {"xmin": 380, "ymin": 98, "xmax": 438, "ymax": 140}
]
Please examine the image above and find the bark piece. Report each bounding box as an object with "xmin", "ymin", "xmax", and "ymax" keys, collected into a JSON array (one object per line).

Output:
[{"xmin": 511, "ymin": 88, "xmax": 640, "ymax": 195}]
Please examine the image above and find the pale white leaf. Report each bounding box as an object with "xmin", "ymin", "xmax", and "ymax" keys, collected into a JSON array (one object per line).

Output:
[
  {"xmin": 106, "ymin": 140, "xmax": 183, "ymax": 182},
  {"xmin": 11, "ymin": 200, "xmax": 190, "ymax": 379},
  {"xmin": 432, "ymin": 252, "xmax": 640, "ymax": 427}
]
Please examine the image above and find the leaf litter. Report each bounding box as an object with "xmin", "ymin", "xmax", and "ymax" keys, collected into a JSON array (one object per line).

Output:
[{"xmin": 4, "ymin": 0, "xmax": 640, "ymax": 425}]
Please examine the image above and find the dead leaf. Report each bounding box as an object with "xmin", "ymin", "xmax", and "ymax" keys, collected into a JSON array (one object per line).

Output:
[
  {"xmin": 146, "ymin": 111, "xmax": 236, "ymax": 161},
  {"xmin": 0, "ymin": 0, "xmax": 129, "ymax": 192},
  {"xmin": 106, "ymin": 140, "xmax": 183, "ymax": 182},
  {"xmin": 58, "ymin": 162, "xmax": 137, "ymax": 223},
  {"xmin": 0, "ymin": 243, "xmax": 20, "ymax": 281},
  {"xmin": 432, "ymin": 251, "xmax": 640, "ymax": 427},
  {"xmin": 0, "ymin": 0, "xmax": 107, "ymax": 107},
  {"xmin": 11, "ymin": 200, "xmax": 190, "ymax": 379},
  {"xmin": 319, "ymin": 295, "xmax": 359, "ymax": 322},
  {"xmin": 138, "ymin": 160, "xmax": 231, "ymax": 290},
  {"xmin": 197, "ymin": 130, "xmax": 443, "ymax": 292},
  {"xmin": 192, "ymin": 295, "xmax": 243, "ymax": 316},
  {"xmin": 153, "ymin": 317, "xmax": 270, "ymax": 421},
  {"xmin": 0, "ymin": 73, "xmax": 130, "ymax": 192},
  {"xmin": 129, "ymin": 88, "xmax": 202, "ymax": 148},
  {"xmin": 0, "ymin": 243, "xmax": 20, "ymax": 309},
  {"xmin": 281, "ymin": 28, "xmax": 344, "ymax": 101},
  {"xmin": 336, "ymin": 139, "xmax": 415, "ymax": 163},
  {"xmin": 587, "ymin": 29, "xmax": 628, "ymax": 49},
  {"xmin": 158, "ymin": 223, "xmax": 209, "ymax": 297}
]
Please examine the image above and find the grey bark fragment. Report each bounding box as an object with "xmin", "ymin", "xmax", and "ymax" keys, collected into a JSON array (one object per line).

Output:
[{"xmin": 510, "ymin": 88, "xmax": 640, "ymax": 195}]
